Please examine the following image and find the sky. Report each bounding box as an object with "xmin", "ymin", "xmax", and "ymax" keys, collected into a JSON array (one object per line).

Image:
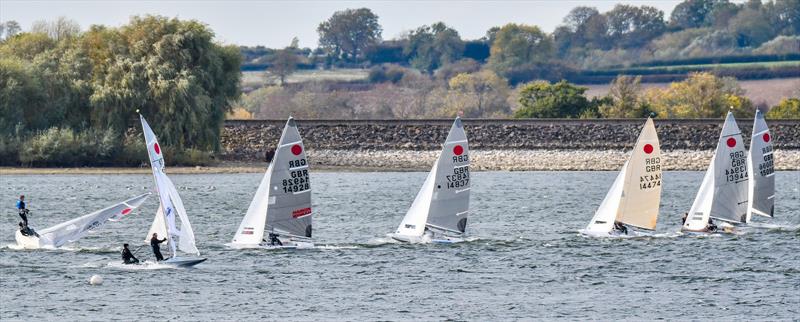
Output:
[{"xmin": 1, "ymin": 0, "xmax": 688, "ymax": 48}]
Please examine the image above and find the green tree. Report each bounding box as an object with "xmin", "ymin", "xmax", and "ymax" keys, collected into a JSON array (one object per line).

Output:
[
  {"xmin": 267, "ymin": 40, "xmax": 300, "ymax": 86},
  {"xmin": 317, "ymin": 8, "xmax": 382, "ymax": 62},
  {"xmin": 643, "ymin": 72, "xmax": 753, "ymax": 118},
  {"xmin": 514, "ymin": 80, "xmax": 591, "ymax": 118},
  {"xmin": 728, "ymin": 6, "xmax": 777, "ymax": 47},
  {"xmin": 444, "ymin": 70, "xmax": 510, "ymax": 117},
  {"xmin": 0, "ymin": 58, "xmax": 47, "ymax": 132},
  {"xmin": 488, "ymin": 24, "xmax": 553, "ymax": 75},
  {"xmin": 599, "ymin": 75, "xmax": 653, "ymax": 118},
  {"xmin": 605, "ymin": 4, "xmax": 666, "ymax": 48},
  {"xmin": 766, "ymin": 98, "xmax": 800, "ymax": 119},
  {"xmin": 404, "ymin": 22, "xmax": 464, "ymax": 73},
  {"xmin": 670, "ymin": 0, "xmax": 723, "ymax": 29}
]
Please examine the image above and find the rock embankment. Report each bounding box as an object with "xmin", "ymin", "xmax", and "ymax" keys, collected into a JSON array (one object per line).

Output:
[{"xmin": 220, "ymin": 119, "xmax": 800, "ymax": 170}]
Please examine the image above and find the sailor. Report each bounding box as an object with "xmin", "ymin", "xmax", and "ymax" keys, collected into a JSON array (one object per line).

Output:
[
  {"xmin": 16, "ymin": 195, "xmax": 29, "ymax": 226},
  {"xmin": 18, "ymin": 222, "xmax": 38, "ymax": 237},
  {"xmin": 681, "ymin": 213, "xmax": 688, "ymax": 225},
  {"xmin": 613, "ymin": 221, "xmax": 628, "ymax": 235},
  {"xmin": 706, "ymin": 218, "xmax": 718, "ymax": 232},
  {"xmin": 121, "ymin": 243, "xmax": 139, "ymax": 264},
  {"xmin": 267, "ymin": 232, "xmax": 283, "ymax": 246},
  {"xmin": 150, "ymin": 233, "xmax": 168, "ymax": 261}
]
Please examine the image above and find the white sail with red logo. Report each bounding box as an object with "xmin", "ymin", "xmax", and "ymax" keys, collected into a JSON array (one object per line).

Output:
[
  {"xmin": 393, "ymin": 117, "xmax": 470, "ymax": 240},
  {"xmin": 140, "ymin": 115, "xmax": 200, "ymax": 256},
  {"xmin": 684, "ymin": 112, "xmax": 748, "ymax": 231},
  {"xmin": 746, "ymin": 110, "xmax": 775, "ymax": 222},
  {"xmin": 585, "ymin": 118, "xmax": 662, "ymax": 234},
  {"xmin": 23, "ymin": 193, "xmax": 151, "ymax": 248},
  {"xmin": 232, "ymin": 117, "xmax": 312, "ymax": 246}
]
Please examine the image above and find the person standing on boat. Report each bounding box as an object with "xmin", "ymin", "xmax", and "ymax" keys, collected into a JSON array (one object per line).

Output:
[
  {"xmin": 150, "ymin": 233, "xmax": 168, "ymax": 261},
  {"xmin": 681, "ymin": 213, "xmax": 688, "ymax": 225},
  {"xmin": 16, "ymin": 195, "xmax": 29, "ymax": 226},
  {"xmin": 122, "ymin": 243, "xmax": 139, "ymax": 264}
]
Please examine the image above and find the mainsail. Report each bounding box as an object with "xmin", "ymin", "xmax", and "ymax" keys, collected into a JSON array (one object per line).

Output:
[
  {"xmin": 395, "ymin": 117, "xmax": 470, "ymax": 237},
  {"xmin": 37, "ymin": 193, "xmax": 150, "ymax": 247},
  {"xmin": 586, "ymin": 118, "xmax": 662, "ymax": 233},
  {"xmin": 684, "ymin": 112, "xmax": 748, "ymax": 231},
  {"xmin": 746, "ymin": 110, "xmax": 775, "ymax": 221},
  {"xmin": 140, "ymin": 115, "xmax": 200, "ymax": 256},
  {"xmin": 232, "ymin": 117, "xmax": 312, "ymax": 245}
]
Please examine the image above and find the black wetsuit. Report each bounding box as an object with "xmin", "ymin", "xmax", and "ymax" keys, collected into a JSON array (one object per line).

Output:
[
  {"xmin": 122, "ymin": 248, "xmax": 139, "ymax": 264},
  {"xmin": 614, "ymin": 222, "xmax": 628, "ymax": 235},
  {"xmin": 268, "ymin": 233, "xmax": 283, "ymax": 246},
  {"xmin": 16, "ymin": 200, "xmax": 28, "ymax": 226},
  {"xmin": 150, "ymin": 237, "xmax": 167, "ymax": 261}
]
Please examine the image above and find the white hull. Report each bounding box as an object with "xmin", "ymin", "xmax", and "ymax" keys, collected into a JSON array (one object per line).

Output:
[
  {"xmin": 390, "ymin": 232, "xmax": 464, "ymax": 244},
  {"xmin": 14, "ymin": 230, "xmax": 44, "ymax": 249},
  {"xmin": 580, "ymin": 225, "xmax": 655, "ymax": 238},
  {"xmin": 229, "ymin": 239, "xmax": 314, "ymax": 250}
]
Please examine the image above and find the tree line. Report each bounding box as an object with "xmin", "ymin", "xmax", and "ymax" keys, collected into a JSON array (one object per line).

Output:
[{"xmin": 0, "ymin": 16, "xmax": 241, "ymax": 166}]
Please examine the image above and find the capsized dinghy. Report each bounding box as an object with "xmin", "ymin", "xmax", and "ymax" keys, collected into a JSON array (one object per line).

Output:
[
  {"xmin": 140, "ymin": 114, "xmax": 206, "ymax": 267},
  {"xmin": 390, "ymin": 117, "xmax": 470, "ymax": 243},
  {"xmin": 15, "ymin": 193, "xmax": 150, "ymax": 249},
  {"xmin": 231, "ymin": 117, "xmax": 314, "ymax": 249},
  {"xmin": 682, "ymin": 111, "xmax": 748, "ymax": 234},
  {"xmin": 746, "ymin": 109, "xmax": 775, "ymax": 224},
  {"xmin": 583, "ymin": 117, "xmax": 662, "ymax": 237}
]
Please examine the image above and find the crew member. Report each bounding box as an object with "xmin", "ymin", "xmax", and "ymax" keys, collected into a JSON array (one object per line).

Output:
[
  {"xmin": 706, "ymin": 218, "xmax": 718, "ymax": 232},
  {"xmin": 681, "ymin": 213, "xmax": 688, "ymax": 225},
  {"xmin": 267, "ymin": 232, "xmax": 283, "ymax": 246},
  {"xmin": 122, "ymin": 243, "xmax": 139, "ymax": 264},
  {"xmin": 16, "ymin": 195, "xmax": 28, "ymax": 226},
  {"xmin": 150, "ymin": 233, "xmax": 168, "ymax": 261},
  {"xmin": 613, "ymin": 221, "xmax": 628, "ymax": 235}
]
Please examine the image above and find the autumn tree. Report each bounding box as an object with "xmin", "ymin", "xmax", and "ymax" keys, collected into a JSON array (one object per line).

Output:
[
  {"xmin": 766, "ymin": 98, "xmax": 800, "ymax": 119},
  {"xmin": 643, "ymin": 72, "xmax": 753, "ymax": 118},
  {"xmin": 267, "ymin": 38, "xmax": 300, "ymax": 86},
  {"xmin": 404, "ymin": 22, "xmax": 464, "ymax": 73},
  {"xmin": 444, "ymin": 70, "xmax": 510, "ymax": 117},
  {"xmin": 317, "ymin": 8, "xmax": 382, "ymax": 62},
  {"xmin": 598, "ymin": 75, "xmax": 653, "ymax": 118},
  {"xmin": 487, "ymin": 24, "xmax": 553, "ymax": 75}
]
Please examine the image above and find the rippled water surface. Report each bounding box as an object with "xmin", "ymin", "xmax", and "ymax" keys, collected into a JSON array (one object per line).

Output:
[{"xmin": 1, "ymin": 171, "xmax": 798, "ymax": 320}]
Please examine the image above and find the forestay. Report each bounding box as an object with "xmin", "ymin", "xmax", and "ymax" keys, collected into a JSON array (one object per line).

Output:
[
  {"xmin": 684, "ymin": 112, "xmax": 748, "ymax": 231},
  {"xmin": 746, "ymin": 110, "xmax": 775, "ymax": 221},
  {"xmin": 232, "ymin": 117, "xmax": 312, "ymax": 245},
  {"xmin": 38, "ymin": 193, "xmax": 150, "ymax": 247},
  {"xmin": 140, "ymin": 115, "xmax": 200, "ymax": 256},
  {"xmin": 395, "ymin": 117, "xmax": 470, "ymax": 237},
  {"xmin": 585, "ymin": 117, "xmax": 662, "ymax": 233}
]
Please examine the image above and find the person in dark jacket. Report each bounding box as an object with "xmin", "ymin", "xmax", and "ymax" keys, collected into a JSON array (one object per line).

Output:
[
  {"xmin": 613, "ymin": 221, "xmax": 629, "ymax": 235},
  {"xmin": 122, "ymin": 243, "xmax": 139, "ymax": 264},
  {"xmin": 150, "ymin": 233, "xmax": 168, "ymax": 261},
  {"xmin": 267, "ymin": 232, "xmax": 283, "ymax": 246},
  {"xmin": 16, "ymin": 195, "xmax": 29, "ymax": 226}
]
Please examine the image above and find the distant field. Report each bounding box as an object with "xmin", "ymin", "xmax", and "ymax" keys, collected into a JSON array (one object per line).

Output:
[
  {"xmin": 242, "ymin": 69, "xmax": 369, "ymax": 89},
  {"xmin": 584, "ymin": 77, "xmax": 800, "ymax": 107},
  {"xmin": 631, "ymin": 60, "xmax": 800, "ymax": 71}
]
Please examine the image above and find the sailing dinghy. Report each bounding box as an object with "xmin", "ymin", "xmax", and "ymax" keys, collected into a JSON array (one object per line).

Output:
[
  {"xmin": 390, "ymin": 117, "xmax": 470, "ymax": 243},
  {"xmin": 582, "ymin": 117, "xmax": 662, "ymax": 237},
  {"xmin": 15, "ymin": 193, "xmax": 150, "ymax": 249},
  {"xmin": 231, "ymin": 117, "xmax": 314, "ymax": 249},
  {"xmin": 140, "ymin": 115, "xmax": 206, "ymax": 267},
  {"xmin": 745, "ymin": 110, "xmax": 775, "ymax": 224},
  {"xmin": 682, "ymin": 111, "xmax": 748, "ymax": 234}
]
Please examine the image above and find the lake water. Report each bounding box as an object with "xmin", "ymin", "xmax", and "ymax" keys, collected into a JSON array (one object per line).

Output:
[{"xmin": 1, "ymin": 171, "xmax": 798, "ymax": 320}]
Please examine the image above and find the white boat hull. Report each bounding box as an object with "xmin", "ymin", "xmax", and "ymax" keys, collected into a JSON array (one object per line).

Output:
[
  {"xmin": 230, "ymin": 238, "xmax": 314, "ymax": 249},
  {"xmin": 14, "ymin": 230, "xmax": 43, "ymax": 249},
  {"xmin": 162, "ymin": 257, "xmax": 206, "ymax": 267},
  {"xmin": 390, "ymin": 232, "xmax": 464, "ymax": 244}
]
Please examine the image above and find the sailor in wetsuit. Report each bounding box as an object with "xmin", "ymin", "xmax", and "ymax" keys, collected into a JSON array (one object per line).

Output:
[
  {"xmin": 16, "ymin": 195, "xmax": 28, "ymax": 226},
  {"xmin": 266, "ymin": 233, "xmax": 283, "ymax": 246},
  {"xmin": 150, "ymin": 233, "xmax": 168, "ymax": 261},
  {"xmin": 121, "ymin": 243, "xmax": 139, "ymax": 264},
  {"xmin": 18, "ymin": 222, "xmax": 39, "ymax": 237},
  {"xmin": 681, "ymin": 213, "xmax": 688, "ymax": 225},
  {"xmin": 706, "ymin": 218, "xmax": 718, "ymax": 232},
  {"xmin": 613, "ymin": 221, "xmax": 629, "ymax": 235}
]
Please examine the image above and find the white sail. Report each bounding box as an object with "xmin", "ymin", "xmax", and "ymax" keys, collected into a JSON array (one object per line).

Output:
[
  {"xmin": 685, "ymin": 112, "xmax": 748, "ymax": 230},
  {"xmin": 145, "ymin": 207, "xmax": 168, "ymax": 245},
  {"xmin": 616, "ymin": 118, "xmax": 662, "ymax": 230},
  {"xmin": 585, "ymin": 164, "xmax": 626, "ymax": 233},
  {"xmin": 232, "ymin": 117, "xmax": 312, "ymax": 245},
  {"xmin": 394, "ymin": 117, "xmax": 470, "ymax": 238},
  {"xmin": 746, "ymin": 110, "xmax": 775, "ymax": 221},
  {"xmin": 140, "ymin": 115, "xmax": 200, "ymax": 256},
  {"xmin": 585, "ymin": 118, "xmax": 662, "ymax": 233},
  {"xmin": 36, "ymin": 193, "xmax": 150, "ymax": 247}
]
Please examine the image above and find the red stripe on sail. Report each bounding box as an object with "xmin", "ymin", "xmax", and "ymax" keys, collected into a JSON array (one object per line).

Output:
[{"xmin": 292, "ymin": 207, "xmax": 312, "ymax": 218}]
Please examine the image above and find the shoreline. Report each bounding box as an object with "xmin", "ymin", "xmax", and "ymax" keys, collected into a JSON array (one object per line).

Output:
[{"xmin": 2, "ymin": 149, "xmax": 797, "ymax": 174}]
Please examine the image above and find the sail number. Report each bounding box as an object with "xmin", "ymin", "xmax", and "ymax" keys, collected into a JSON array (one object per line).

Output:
[
  {"xmin": 758, "ymin": 152, "xmax": 774, "ymax": 177},
  {"xmin": 446, "ymin": 166, "xmax": 470, "ymax": 189},
  {"xmin": 282, "ymin": 168, "xmax": 310, "ymax": 193},
  {"xmin": 725, "ymin": 151, "xmax": 748, "ymax": 183},
  {"xmin": 639, "ymin": 173, "xmax": 661, "ymax": 190},
  {"xmin": 288, "ymin": 158, "xmax": 307, "ymax": 168}
]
